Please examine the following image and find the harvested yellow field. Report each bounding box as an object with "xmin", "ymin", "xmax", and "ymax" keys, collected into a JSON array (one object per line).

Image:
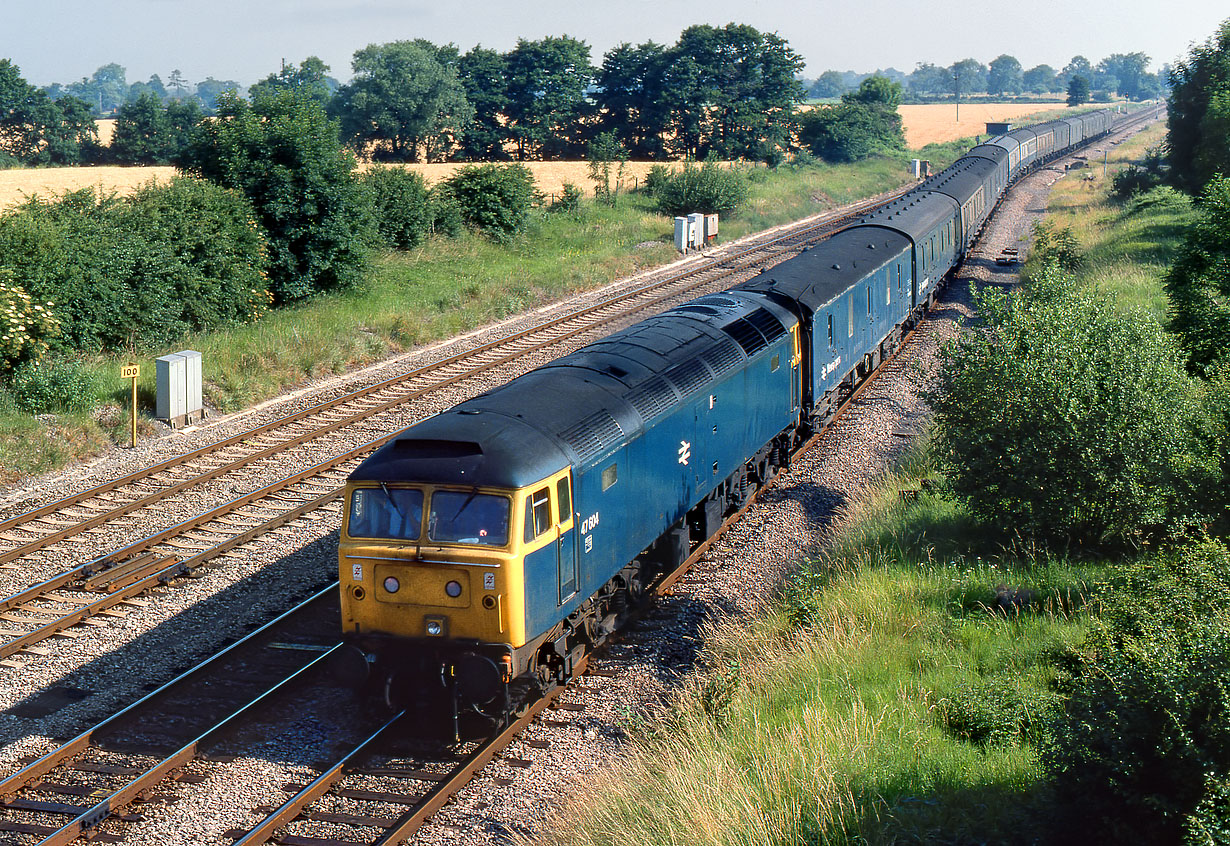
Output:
[
  {"xmin": 0, "ymin": 166, "xmax": 176, "ymax": 210},
  {"xmin": 96, "ymin": 118, "xmax": 115, "ymax": 146},
  {"xmin": 898, "ymin": 103, "xmax": 1065, "ymax": 148},
  {"xmin": 364, "ymin": 160, "xmax": 688, "ymax": 199}
]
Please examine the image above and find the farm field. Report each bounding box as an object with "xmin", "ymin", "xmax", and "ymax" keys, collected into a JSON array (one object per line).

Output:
[
  {"xmin": 2, "ymin": 103, "xmax": 1071, "ymax": 210},
  {"xmin": 898, "ymin": 102, "xmax": 1070, "ymax": 147}
]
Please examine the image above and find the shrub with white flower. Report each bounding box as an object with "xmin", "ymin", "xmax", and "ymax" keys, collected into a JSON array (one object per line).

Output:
[{"xmin": 0, "ymin": 270, "xmax": 60, "ymax": 371}]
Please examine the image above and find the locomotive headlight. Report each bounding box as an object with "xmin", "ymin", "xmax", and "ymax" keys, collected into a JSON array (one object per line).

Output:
[
  {"xmin": 426, "ymin": 620, "xmax": 443, "ymax": 636},
  {"xmin": 383, "ymin": 576, "xmax": 400, "ymax": 594},
  {"xmin": 445, "ymin": 580, "xmax": 462, "ymax": 598}
]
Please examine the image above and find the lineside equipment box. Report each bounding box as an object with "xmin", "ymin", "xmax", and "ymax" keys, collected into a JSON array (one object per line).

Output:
[{"xmin": 156, "ymin": 349, "xmax": 204, "ymax": 428}]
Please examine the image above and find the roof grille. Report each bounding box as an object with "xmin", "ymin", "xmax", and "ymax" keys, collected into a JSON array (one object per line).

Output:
[
  {"xmin": 627, "ymin": 376, "xmax": 678, "ymax": 423},
  {"xmin": 557, "ymin": 411, "xmax": 624, "ymax": 463},
  {"xmin": 664, "ymin": 358, "xmax": 711, "ymax": 397},
  {"xmin": 700, "ymin": 337, "xmax": 744, "ymax": 377},
  {"xmin": 723, "ymin": 318, "xmax": 768, "ymax": 356},
  {"xmin": 745, "ymin": 308, "xmax": 787, "ymax": 341}
]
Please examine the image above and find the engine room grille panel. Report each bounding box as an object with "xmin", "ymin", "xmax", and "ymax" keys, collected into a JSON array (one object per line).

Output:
[
  {"xmin": 627, "ymin": 376, "xmax": 678, "ymax": 423},
  {"xmin": 557, "ymin": 411, "xmax": 624, "ymax": 463},
  {"xmin": 663, "ymin": 359, "xmax": 711, "ymax": 397},
  {"xmin": 700, "ymin": 338, "xmax": 744, "ymax": 377},
  {"xmin": 722, "ymin": 318, "xmax": 768, "ymax": 356},
  {"xmin": 745, "ymin": 308, "xmax": 787, "ymax": 341}
]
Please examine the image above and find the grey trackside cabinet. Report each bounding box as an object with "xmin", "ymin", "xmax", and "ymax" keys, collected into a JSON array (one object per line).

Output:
[{"xmin": 156, "ymin": 349, "xmax": 204, "ymax": 428}]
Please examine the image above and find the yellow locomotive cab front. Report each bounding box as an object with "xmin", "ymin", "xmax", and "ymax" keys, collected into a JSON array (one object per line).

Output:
[{"xmin": 340, "ymin": 481, "xmax": 536, "ymax": 648}]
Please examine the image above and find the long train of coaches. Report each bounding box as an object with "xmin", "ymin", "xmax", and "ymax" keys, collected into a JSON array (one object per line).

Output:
[{"xmin": 333, "ymin": 106, "xmax": 1141, "ymax": 737}]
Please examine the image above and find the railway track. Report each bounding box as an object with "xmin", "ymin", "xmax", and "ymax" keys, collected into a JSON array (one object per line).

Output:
[{"xmin": 0, "ymin": 187, "xmax": 910, "ymax": 670}]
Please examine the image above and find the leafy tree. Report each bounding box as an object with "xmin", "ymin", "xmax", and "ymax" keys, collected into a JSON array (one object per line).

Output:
[
  {"xmin": 1023, "ymin": 64, "xmax": 1058, "ymax": 94},
  {"xmin": 333, "ymin": 40, "xmax": 473, "ymax": 162},
  {"xmin": 127, "ymin": 74, "xmax": 167, "ymax": 103},
  {"xmin": 193, "ymin": 78, "xmax": 240, "ymax": 113},
  {"xmin": 249, "ymin": 57, "xmax": 336, "ymax": 105},
  {"xmin": 43, "ymin": 96, "xmax": 101, "ymax": 164},
  {"xmin": 809, "ymin": 70, "xmax": 847, "ymax": 99},
  {"xmin": 1167, "ymin": 18, "xmax": 1230, "ymax": 193},
  {"xmin": 797, "ymin": 101, "xmax": 904, "ymax": 162},
  {"xmin": 361, "ymin": 167, "xmax": 432, "ymax": 250},
  {"xmin": 1062, "ymin": 55, "xmax": 1094, "ymax": 87},
  {"xmin": 908, "ymin": 62, "xmax": 950, "ymax": 97},
  {"xmin": 987, "ymin": 54, "xmax": 1024, "ymax": 96},
  {"xmin": 1099, "ymin": 52, "xmax": 1156, "ymax": 100},
  {"xmin": 662, "ymin": 24, "xmax": 804, "ymax": 161},
  {"xmin": 1067, "ymin": 75, "xmax": 1091, "ymax": 106},
  {"xmin": 455, "ymin": 46, "xmax": 511, "ymax": 160},
  {"xmin": 166, "ymin": 69, "xmax": 189, "ymax": 99},
  {"xmin": 504, "ymin": 35, "xmax": 593, "ymax": 160},
  {"xmin": 111, "ymin": 93, "xmax": 199, "ymax": 165},
  {"xmin": 177, "ymin": 90, "xmax": 368, "ymax": 302},
  {"xmin": 1165, "ymin": 175, "xmax": 1230, "ymax": 375},
  {"xmin": 594, "ymin": 41, "xmax": 672, "ymax": 159},
  {"xmin": 64, "ymin": 63, "xmax": 127, "ymax": 115},
  {"xmin": 0, "ymin": 61, "xmax": 99, "ymax": 165},
  {"xmin": 950, "ymin": 59, "xmax": 988, "ymax": 98},
  {"xmin": 928, "ymin": 273, "xmax": 1210, "ymax": 544},
  {"xmin": 841, "ymin": 75, "xmax": 901, "ymax": 109}
]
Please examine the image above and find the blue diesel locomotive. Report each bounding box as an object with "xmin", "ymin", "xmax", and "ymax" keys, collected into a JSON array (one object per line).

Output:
[{"xmin": 336, "ymin": 107, "xmax": 1130, "ymax": 735}]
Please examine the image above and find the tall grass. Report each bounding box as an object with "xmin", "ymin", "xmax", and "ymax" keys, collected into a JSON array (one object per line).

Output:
[
  {"xmin": 1037, "ymin": 121, "xmax": 1191, "ymax": 320},
  {"xmin": 530, "ymin": 449, "xmax": 1115, "ymax": 846}
]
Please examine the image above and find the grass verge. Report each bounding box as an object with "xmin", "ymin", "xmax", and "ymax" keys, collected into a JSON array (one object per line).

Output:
[
  {"xmin": 528, "ymin": 444, "xmax": 1116, "ymax": 846},
  {"xmin": 1036, "ymin": 120, "xmax": 1192, "ymax": 320}
]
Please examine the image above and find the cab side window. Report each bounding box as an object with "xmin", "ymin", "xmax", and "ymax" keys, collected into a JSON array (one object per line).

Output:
[
  {"xmin": 523, "ymin": 487, "xmax": 552, "ymax": 542},
  {"xmin": 556, "ymin": 477, "xmax": 572, "ymax": 524}
]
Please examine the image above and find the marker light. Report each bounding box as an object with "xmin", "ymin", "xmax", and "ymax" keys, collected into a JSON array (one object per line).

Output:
[
  {"xmin": 383, "ymin": 576, "xmax": 400, "ymax": 594},
  {"xmin": 445, "ymin": 580, "xmax": 463, "ymax": 598},
  {"xmin": 426, "ymin": 620, "xmax": 443, "ymax": 636}
]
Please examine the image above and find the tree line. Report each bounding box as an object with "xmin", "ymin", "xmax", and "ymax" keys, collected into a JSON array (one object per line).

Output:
[
  {"xmin": 1, "ymin": 24, "xmax": 805, "ymax": 168},
  {"xmin": 808, "ymin": 52, "xmax": 1167, "ymax": 102}
]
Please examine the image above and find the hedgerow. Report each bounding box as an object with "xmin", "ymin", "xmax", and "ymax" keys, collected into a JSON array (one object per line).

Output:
[{"xmin": 0, "ymin": 179, "xmax": 269, "ymax": 352}]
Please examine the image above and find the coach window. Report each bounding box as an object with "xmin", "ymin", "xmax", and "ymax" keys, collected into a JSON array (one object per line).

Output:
[
  {"xmin": 866, "ymin": 286, "xmax": 872, "ymax": 318},
  {"xmin": 524, "ymin": 487, "xmax": 551, "ymax": 542},
  {"xmin": 896, "ymin": 264, "xmax": 902, "ymax": 295},
  {"xmin": 827, "ymin": 314, "xmax": 833, "ymax": 348},
  {"xmin": 847, "ymin": 296, "xmax": 853, "ymax": 337}
]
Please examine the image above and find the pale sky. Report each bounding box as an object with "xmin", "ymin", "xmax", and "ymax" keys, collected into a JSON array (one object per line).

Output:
[{"xmin": 6, "ymin": 0, "xmax": 1226, "ymax": 88}]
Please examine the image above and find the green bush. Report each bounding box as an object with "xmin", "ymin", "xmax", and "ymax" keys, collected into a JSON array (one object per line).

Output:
[
  {"xmin": 1165, "ymin": 175, "xmax": 1230, "ymax": 375},
  {"xmin": 1112, "ymin": 165, "xmax": 1162, "ymax": 200},
  {"xmin": 177, "ymin": 90, "xmax": 368, "ymax": 303},
  {"xmin": 0, "ymin": 180, "xmax": 268, "ymax": 351},
  {"xmin": 550, "ymin": 182, "xmax": 582, "ymax": 214},
  {"xmin": 1043, "ymin": 538, "xmax": 1230, "ymax": 843},
  {"xmin": 5, "ymin": 359, "xmax": 97, "ymax": 414},
  {"xmin": 443, "ymin": 163, "xmax": 536, "ymax": 239},
  {"xmin": 796, "ymin": 103, "xmax": 904, "ymax": 163},
  {"xmin": 935, "ymin": 676, "xmax": 1055, "ymax": 747},
  {"xmin": 927, "ymin": 276, "xmax": 1215, "ymax": 544},
  {"xmin": 361, "ymin": 167, "xmax": 431, "ymax": 250},
  {"xmin": 651, "ymin": 156, "xmax": 748, "ymax": 218},
  {"xmin": 1028, "ymin": 221, "xmax": 1083, "ymax": 274},
  {"xmin": 428, "ymin": 182, "xmax": 463, "ymax": 237}
]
